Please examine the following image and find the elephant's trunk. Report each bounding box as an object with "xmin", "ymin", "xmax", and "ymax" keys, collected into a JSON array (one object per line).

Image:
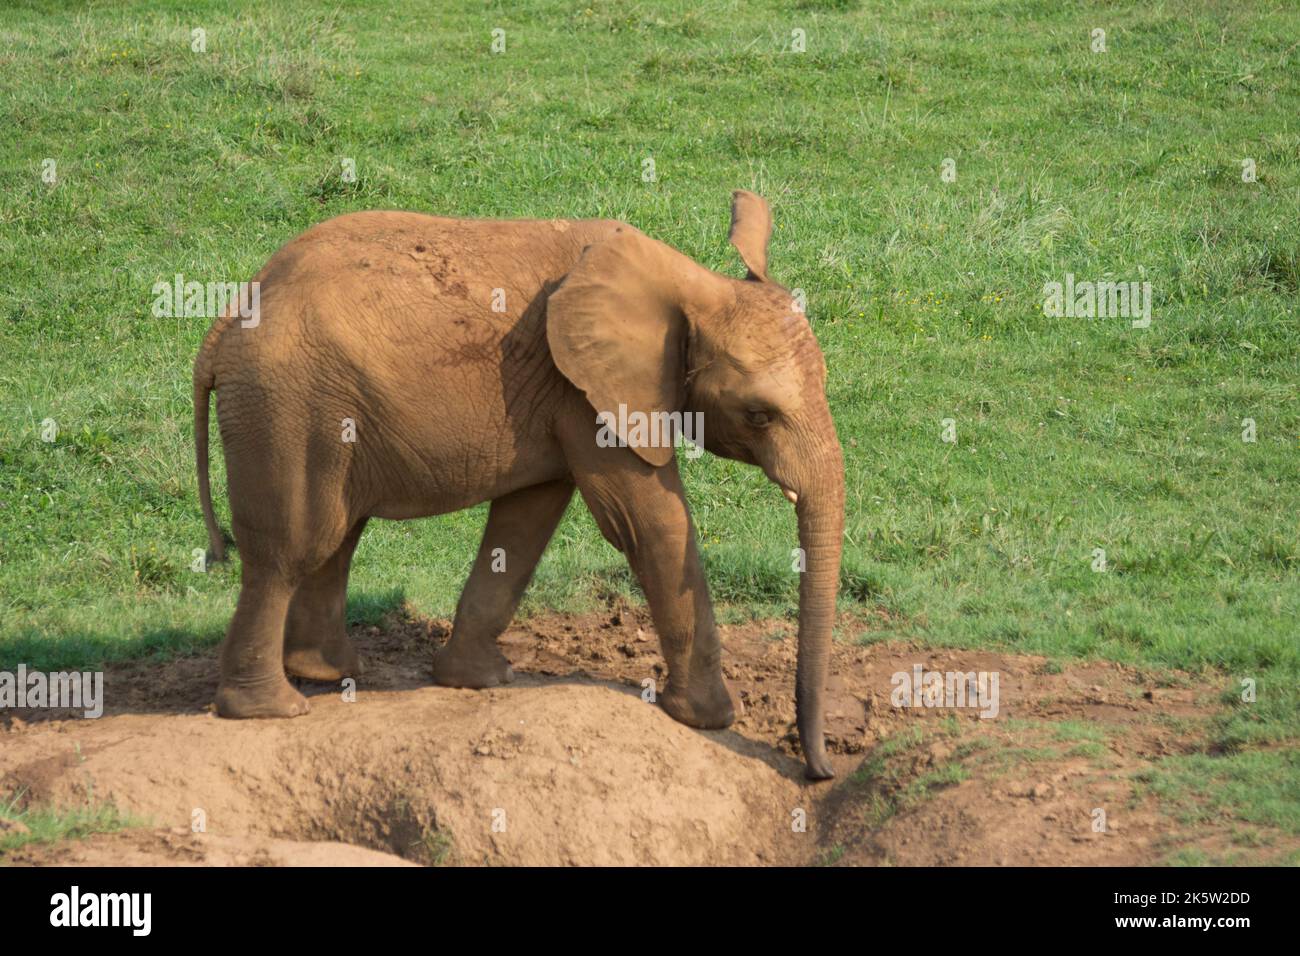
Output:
[{"xmin": 793, "ymin": 442, "xmax": 845, "ymax": 780}]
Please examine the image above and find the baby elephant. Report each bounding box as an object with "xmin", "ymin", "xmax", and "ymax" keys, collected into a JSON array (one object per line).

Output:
[{"xmin": 194, "ymin": 191, "xmax": 845, "ymax": 779}]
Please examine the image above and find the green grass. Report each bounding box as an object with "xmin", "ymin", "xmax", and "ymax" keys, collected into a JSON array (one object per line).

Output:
[
  {"xmin": 1, "ymin": 0, "xmax": 1297, "ymax": 847},
  {"xmin": 413, "ymin": 825, "xmax": 456, "ymax": 866},
  {"xmin": 0, "ymin": 794, "xmax": 138, "ymax": 856},
  {"xmin": 848, "ymin": 726, "xmax": 969, "ymax": 827},
  {"xmin": 1136, "ymin": 750, "xmax": 1300, "ymax": 838}
]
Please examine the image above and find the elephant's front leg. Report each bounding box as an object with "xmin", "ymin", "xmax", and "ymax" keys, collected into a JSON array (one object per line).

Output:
[
  {"xmin": 559, "ymin": 428, "xmax": 736, "ymax": 729},
  {"xmin": 432, "ymin": 479, "xmax": 575, "ymax": 688}
]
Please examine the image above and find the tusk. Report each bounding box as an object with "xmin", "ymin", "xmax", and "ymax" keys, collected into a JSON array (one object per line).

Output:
[{"xmin": 783, "ymin": 488, "xmax": 799, "ymax": 505}]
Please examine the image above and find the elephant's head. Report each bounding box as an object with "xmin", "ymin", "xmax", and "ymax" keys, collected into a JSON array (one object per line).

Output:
[{"xmin": 548, "ymin": 191, "xmax": 845, "ymax": 779}]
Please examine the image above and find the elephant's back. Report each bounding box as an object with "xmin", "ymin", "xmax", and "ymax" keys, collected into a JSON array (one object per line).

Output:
[
  {"xmin": 232, "ymin": 210, "xmax": 621, "ymax": 352},
  {"xmin": 256, "ymin": 210, "xmax": 624, "ymax": 290}
]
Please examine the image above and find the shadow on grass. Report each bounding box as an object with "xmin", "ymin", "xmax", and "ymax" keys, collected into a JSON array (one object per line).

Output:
[{"xmin": 0, "ymin": 587, "xmax": 409, "ymax": 673}]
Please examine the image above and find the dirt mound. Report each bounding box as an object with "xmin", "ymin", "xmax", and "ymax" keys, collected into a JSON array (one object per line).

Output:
[
  {"xmin": 2, "ymin": 679, "xmax": 805, "ymax": 865},
  {"xmin": 2, "ymin": 606, "xmax": 1273, "ymax": 866}
]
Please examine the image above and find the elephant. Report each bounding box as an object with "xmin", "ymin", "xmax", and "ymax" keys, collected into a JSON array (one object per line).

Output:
[{"xmin": 193, "ymin": 190, "xmax": 845, "ymax": 779}]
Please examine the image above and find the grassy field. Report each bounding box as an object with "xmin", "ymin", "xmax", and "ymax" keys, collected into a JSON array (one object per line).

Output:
[{"xmin": 1, "ymin": 0, "xmax": 1297, "ymax": 860}]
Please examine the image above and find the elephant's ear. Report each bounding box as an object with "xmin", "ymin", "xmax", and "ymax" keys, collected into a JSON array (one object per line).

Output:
[
  {"xmin": 729, "ymin": 189, "xmax": 771, "ymax": 281},
  {"xmin": 547, "ymin": 230, "xmax": 695, "ymax": 467}
]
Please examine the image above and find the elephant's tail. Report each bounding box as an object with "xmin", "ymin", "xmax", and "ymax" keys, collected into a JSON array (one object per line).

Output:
[{"xmin": 194, "ymin": 331, "xmax": 227, "ymax": 564}]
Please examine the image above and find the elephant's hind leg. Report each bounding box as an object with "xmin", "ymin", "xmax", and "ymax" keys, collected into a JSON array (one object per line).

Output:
[
  {"xmin": 284, "ymin": 518, "xmax": 368, "ymax": 681},
  {"xmin": 212, "ymin": 382, "xmax": 354, "ymax": 717},
  {"xmin": 214, "ymin": 564, "xmax": 310, "ymax": 719},
  {"xmin": 433, "ymin": 479, "xmax": 574, "ymax": 689},
  {"xmin": 215, "ymin": 508, "xmax": 351, "ymax": 718}
]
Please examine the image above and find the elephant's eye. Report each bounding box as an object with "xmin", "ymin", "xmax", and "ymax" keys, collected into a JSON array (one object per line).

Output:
[{"xmin": 745, "ymin": 408, "xmax": 773, "ymax": 428}]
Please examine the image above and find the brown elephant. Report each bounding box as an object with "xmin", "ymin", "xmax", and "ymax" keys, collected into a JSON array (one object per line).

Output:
[{"xmin": 194, "ymin": 191, "xmax": 845, "ymax": 779}]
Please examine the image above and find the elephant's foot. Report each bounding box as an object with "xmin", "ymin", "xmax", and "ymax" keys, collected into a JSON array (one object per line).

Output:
[
  {"xmin": 432, "ymin": 641, "xmax": 515, "ymax": 689},
  {"xmin": 660, "ymin": 675, "xmax": 737, "ymax": 730},
  {"xmin": 284, "ymin": 638, "xmax": 361, "ymax": 682},
  {"xmin": 215, "ymin": 677, "xmax": 311, "ymax": 719}
]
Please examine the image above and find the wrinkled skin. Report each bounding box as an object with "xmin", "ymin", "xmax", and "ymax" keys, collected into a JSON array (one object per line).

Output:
[{"xmin": 195, "ymin": 191, "xmax": 845, "ymax": 779}]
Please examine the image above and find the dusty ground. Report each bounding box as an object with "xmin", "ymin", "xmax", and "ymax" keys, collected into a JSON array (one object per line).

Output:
[{"xmin": 0, "ymin": 606, "xmax": 1277, "ymax": 866}]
